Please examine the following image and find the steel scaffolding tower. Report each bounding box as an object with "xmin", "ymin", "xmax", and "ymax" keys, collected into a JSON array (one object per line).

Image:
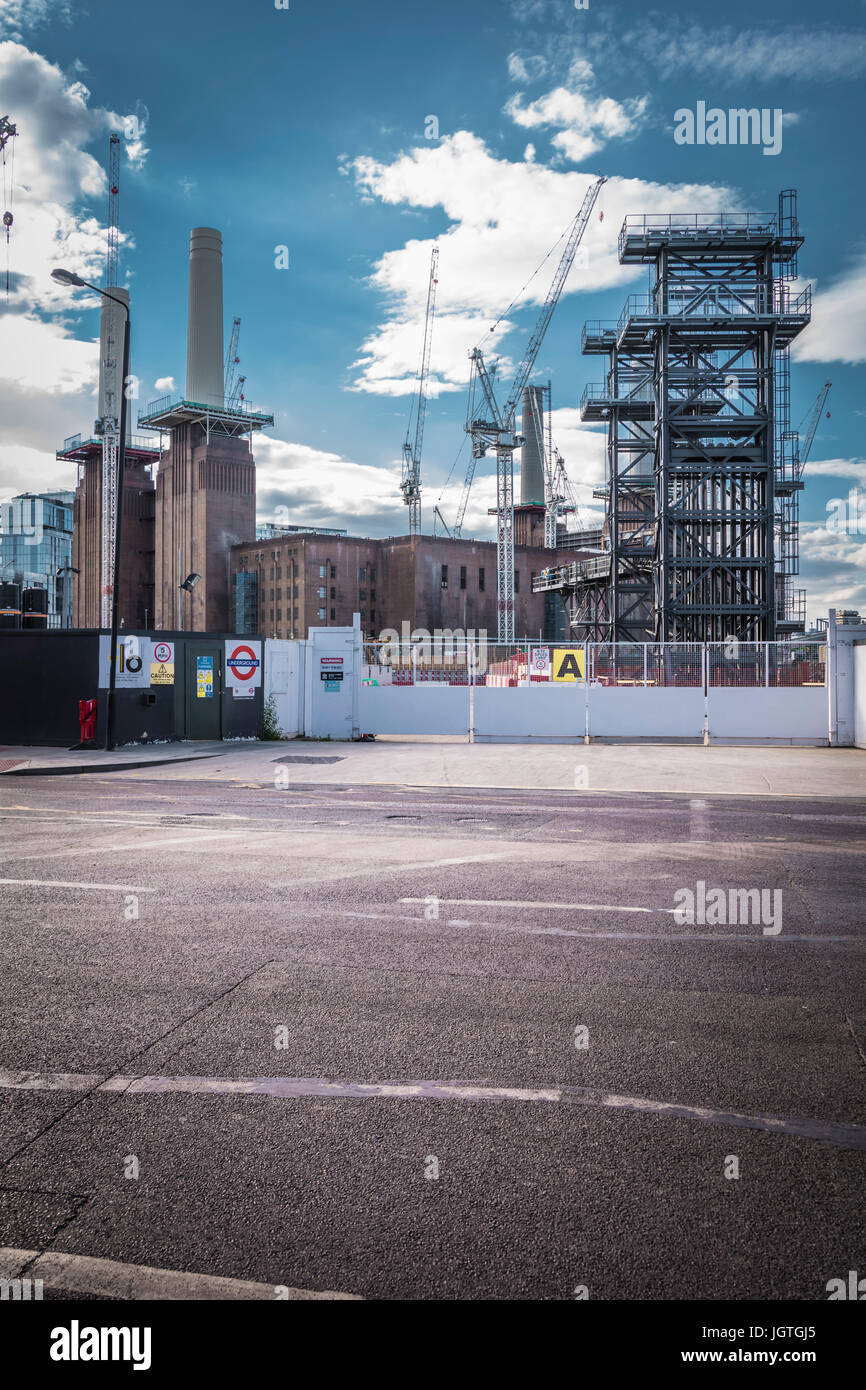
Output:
[{"xmin": 558, "ymin": 191, "xmax": 811, "ymax": 642}]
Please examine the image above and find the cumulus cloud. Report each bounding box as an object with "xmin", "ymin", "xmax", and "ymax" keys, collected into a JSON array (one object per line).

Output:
[
  {"xmin": 154, "ymin": 376, "xmax": 175, "ymax": 394},
  {"xmin": 505, "ymin": 58, "xmax": 649, "ymax": 164},
  {"xmin": 254, "ymin": 436, "xmax": 407, "ymax": 536},
  {"xmin": 0, "ymin": 39, "xmax": 153, "ymax": 498},
  {"xmin": 799, "ymin": 523, "xmax": 866, "ymax": 619},
  {"xmin": 349, "ymin": 131, "xmax": 736, "ymax": 397},
  {"xmin": 792, "ymin": 255, "xmax": 866, "ymax": 366}
]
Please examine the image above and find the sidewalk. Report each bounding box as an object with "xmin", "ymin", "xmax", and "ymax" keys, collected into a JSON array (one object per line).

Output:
[{"xmin": 3, "ymin": 738, "xmax": 862, "ymax": 798}]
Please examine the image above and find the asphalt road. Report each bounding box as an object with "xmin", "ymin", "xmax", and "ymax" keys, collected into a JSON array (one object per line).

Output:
[{"xmin": 1, "ymin": 766, "xmax": 865, "ymax": 1300}]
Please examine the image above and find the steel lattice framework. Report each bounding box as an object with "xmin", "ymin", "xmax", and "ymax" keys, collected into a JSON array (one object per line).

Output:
[{"xmin": 558, "ymin": 191, "xmax": 811, "ymax": 643}]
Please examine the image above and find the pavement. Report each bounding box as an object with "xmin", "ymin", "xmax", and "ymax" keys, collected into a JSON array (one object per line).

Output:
[
  {"xmin": 1, "ymin": 736, "xmax": 864, "ymax": 797},
  {"xmin": 0, "ymin": 746, "xmax": 864, "ymax": 1299}
]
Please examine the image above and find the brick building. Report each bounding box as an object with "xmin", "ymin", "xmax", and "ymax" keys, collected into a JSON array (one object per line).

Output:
[{"xmin": 230, "ymin": 530, "xmax": 578, "ymax": 641}]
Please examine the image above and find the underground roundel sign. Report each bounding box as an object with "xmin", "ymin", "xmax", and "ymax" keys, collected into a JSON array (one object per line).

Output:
[{"xmin": 225, "ymin": 640, "xmax": 262, "ymax": 688}]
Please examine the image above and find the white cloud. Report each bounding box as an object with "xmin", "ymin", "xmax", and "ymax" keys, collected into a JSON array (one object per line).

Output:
[
  {"xmin": 803, "ymin": 458, "xmax": 866, "ymax": 483},
  {"xmin": 254, "ymin": 436, "xmax": 407, "ymax": 535},
  {"xmin": 799, "ymin": 522, "xmax": 866, "ymax": 619},
  {"xmin": 792, "ymin": 255, "xmax": 866, "ymax": 366},
  {"xmin": 0, "ymin": 40, "xmax": 151, "ymax": 503},
  {"xmin": 349, "ymin": 131, "xmax": 736, "ymax": 397},
  {"xmin": 0, "ymin": 0, "xmax": 70, "ymax": 41},
  {"xmin": 587, "ymin": 19, "xmax": 866, "ymax": 83},
  {"xmin": 505, "ymin": 58, "xmax": 649, "ymax": 164},
  {"xmin": 507, "ymin": 52, "xmax": 549, "ymax": 83},
  {"xmin": 154, "ymin": 376, "xmax": 175, "ymax": 394}
]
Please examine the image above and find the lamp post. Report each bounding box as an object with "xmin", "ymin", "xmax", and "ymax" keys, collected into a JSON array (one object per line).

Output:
[
  {"xmin": 51, "ymin": 268, "xmax": 130, "ymax": 749},
  {"xmin": 56, "ymin": 564, "xmax": 80, "ymax": 629}
]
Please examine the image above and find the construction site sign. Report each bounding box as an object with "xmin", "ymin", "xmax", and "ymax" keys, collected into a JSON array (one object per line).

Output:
[
  {"xmin": 552, "ymin": 648, "xmax": 585, "ymax": 683},
  {"xmin": 150, "ymin": 641, "xmax": 174, "ymax": 686}
]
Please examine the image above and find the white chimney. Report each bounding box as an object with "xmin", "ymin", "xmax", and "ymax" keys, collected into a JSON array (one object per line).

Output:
[{"xmin": 186, "ymin": 227, "xmax": 224, "ymax": 407}]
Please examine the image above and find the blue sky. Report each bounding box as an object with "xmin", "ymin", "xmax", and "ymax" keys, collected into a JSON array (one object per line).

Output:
[{"xmin": 0, "ymin": 0, "xmax": 864, "ymax": 618}]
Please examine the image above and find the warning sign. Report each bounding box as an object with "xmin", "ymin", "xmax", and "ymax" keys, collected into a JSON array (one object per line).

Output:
[
  {"xmin": 150, "ymin": 662, "xmax": 174, "ymax": 686},
  {"xmin": 530, "ymin": 648, "xmax": 551, "ymax": 679},
  {"xmin": 196, "ymin": 654, "xmax": 214, "ymax": 699},
  {"xmin": 153, "ymin": 641, "xmax": 173, "ymax": 665},
  {"xmin": 552, "ymin": 648, "xmax": 585, "ymax": 682},
  {"xmin": 225, "ymin": 640, "xmax": 262, "ymax": 689}
]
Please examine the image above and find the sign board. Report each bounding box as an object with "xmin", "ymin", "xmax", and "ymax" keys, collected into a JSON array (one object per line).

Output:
[
  {"xmin": 225, "ymin": 640, "xmax": 262, "ymax": 690},
  {"xmin": 322, "ymin": 680, "xmax": 341, "ymax": 692},
  {"xmin": 98, "ymin": 636, "xmax": 151, "ymax": 689},
  {"xmin": 196, "ymin": 654, "xmax": 214, "ymax": 699},
  {"xmin": 152, "ymin": 641, "xmax": 173, "ymax": 665},
  {"xmin": 320, "ymin": 670, "xmax": 344, "ymax": 681},
  {"xmin": 552, "ymin": 648, "xmax": 585, "ymax": 683},
  {"xmin": 232, "ymin": 686, "xmax": 255, "ymax": 699},
  {"xmin": 320, "ymin": 657, "xmax": 344, "ymax": 667},
  {"xmin": 530, "ymin": 648, "xmax": 551, "ymax": 679},
  {"xmin": 150, "ymin": 662, "xmax": 174, "ymax": 686}
]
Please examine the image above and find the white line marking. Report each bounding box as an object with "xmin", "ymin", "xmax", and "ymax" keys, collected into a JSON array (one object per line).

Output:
[
  {"xmin": 0, "ymin": 1247, "xmax": 361, "ymax": 1301},
  {"xmin": 271, "ymin": 852, "xmax": 509, "ymax": 888},
  {"xmin": 0, "ymin": 1069, "xmax": 862, "ymax": 1150},
  {"xmin": 400, "ymin": 896, "xmax": 677, "ymax": 916},
  {"xmin": 0, "ymin": 879, "xmax": 156, "ymax": 893},
  {"xmin": 14, "ymin": 831, "xmax": 251, "ymax": 860}
]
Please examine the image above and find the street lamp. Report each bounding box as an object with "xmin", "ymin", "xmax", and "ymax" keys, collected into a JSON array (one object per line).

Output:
[{"xmin": 51, "ymin": 267, "xmax": 130, "ymax": 750}]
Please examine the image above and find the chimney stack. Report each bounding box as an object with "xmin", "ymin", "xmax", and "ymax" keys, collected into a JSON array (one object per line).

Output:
[
  {"xmin": 520, "ymin": 385, "xmax": 546, "ymax": 505},
  {"xmin": 186, "ymin": 227, "xmax": 224, "ymax": 407}
]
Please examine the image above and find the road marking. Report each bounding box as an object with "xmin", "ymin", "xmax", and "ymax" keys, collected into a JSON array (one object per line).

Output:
[
  {"xmin": 322, "ymin": 907, "xmax": 860, "ymax": 945},
  {"xmin": 271, "ymin": 851, "xmax": 510, "ymax": 888},
  {"xmin": 0, "ymin": 879, "xmax": 156, "ymax": 893},
  {"xmin": 0, "ymin": 1247, "xmax": 361, "ymax": 1301},
  {"xmin": 13, "ymin": 831, "xmax": 253, "ymax": 860},
  {"xmin": 0, "ymin": 1069, "xmax": 862, "ymax": 1150},
  {"xmin": 400, "ymin": 896, "xmax": 677, "ymax": 915}
]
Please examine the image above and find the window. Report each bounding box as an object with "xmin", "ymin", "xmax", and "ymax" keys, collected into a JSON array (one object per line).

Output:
[
  {"xmin": 359, "ymin": 589, "xmax": 367, "ymax": 600},
  {"xmin": 370, "ymin": 566, "xmax": 376, "ymax": 582},
  {"xmin": 270, "ymin": 588, "xmax": 274, "ymax": 600},
  {"xmin": 370, "ymin": 588, "xmax": 376, "ymax": 601},
  {"xmin": 318, "ymin": 608, "xmax": 326, "ymax": 620},
  {"xmin": 479, "ymin": 567, "xmax": 485, "ymax": 591},
  {"xmin": 276, "ymin": 609, "xmax": 282, "ymax": 621},
  {"xmin": 460, "ymin": 566, "xmax": 467, "ymax": 590},
  {"xmin": 317, "ymin": 586, "xmax": 326, "ymax": 598},
  {"xmin": 514, "ymin": 571, "xmax": 520, "ymax": 593},
  {"xmin": 293, "ymin": 606, "xmax": 299, "ymax": 619},
  {"xmin": 293, "ymin": 584, "xmax": 299, "ymax": 598},
  {"xmin": 319, "ymin": 565, "xmax": 326, "ymax": 578},
  {"xmin": 330, "ymin": 565, "xmax": 336, "ymax": 579},
  {"xmin": 330, "ymin": 607, "xmax": 336, "ymax": 620},
  {"xmin": 441, "ymin": 564, "xmax": 448, "ymax": 589},
  {"xmin": 370, "ymin": 610, "xmax": 376, "ymax": 625},
  {"xmin": 330, "ymin": 587, "xmax": 336, "ymax": 600},
  {"xmin": 359, "ymin": 566, "xmax": 367, "ymax": 580},
  {"xmin": 276, "ymin": 588, "xmax": 282, "ymax": 600}
]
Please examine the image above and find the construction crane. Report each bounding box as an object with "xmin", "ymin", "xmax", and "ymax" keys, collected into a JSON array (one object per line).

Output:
[
  {"xmin": 99, "ymin": 132, "xmax": 122, "ymax": 628},
  {"xmin": 797, "ymin": 380, "xmax": 831, "ymax": 474},
  {"xmin": 464, "ymin": 175, "xmax": 606, "ymax": 640},
  {"xmin": 401, "ymin": 247, "xmax": 439, "ymax": 534},
  {"xmin": 225, "ymin": 317, "xmax": 242, "ymax": 406},
  {"xmin": 1, "ymin": 114, "xmax": 18, "ymax": 299}
]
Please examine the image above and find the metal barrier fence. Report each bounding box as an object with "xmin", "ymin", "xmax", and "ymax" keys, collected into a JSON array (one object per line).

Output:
[{"xmin": 362, "ymin": 640, "xmax": 826, "ymax": 689}]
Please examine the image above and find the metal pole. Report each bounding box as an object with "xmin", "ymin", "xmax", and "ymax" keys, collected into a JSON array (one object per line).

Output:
[{"xmin": 105, "ymin": 301, "xmax": 130, "ymax": 751}]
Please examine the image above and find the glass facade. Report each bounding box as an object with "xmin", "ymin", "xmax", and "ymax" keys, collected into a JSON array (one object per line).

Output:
[{"xmin": 0, "ymin": 491, "xmax": 74, "ymax": 626}]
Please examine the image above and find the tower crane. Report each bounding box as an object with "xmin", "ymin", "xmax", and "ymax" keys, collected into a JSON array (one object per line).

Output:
[
  {"xmin": 796, "ymin": 380, "xmax": 831, "ymax": 475},
  {"xmin": 464, "ymin": 175, "xmax": 606, "ymax": 640},
  {"xmin": 401, "ymin": 246, "xmax": 439, "ymax": 534}
]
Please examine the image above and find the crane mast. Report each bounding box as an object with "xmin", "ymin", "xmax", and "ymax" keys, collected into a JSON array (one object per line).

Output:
[
  {"xmin": 100, "ymin": 133, "xmax": 122, "ymax": 628},
  {"xmin": 401, "ymin": 246, "xmax": 439, "ymax": 534},
  {"xmin": 464, "ymin": 175, "xmax": 606, "ymax": 640},
  {"xmin": 225, "ymin": 317, "xmax": 242, "ymax": 406}
]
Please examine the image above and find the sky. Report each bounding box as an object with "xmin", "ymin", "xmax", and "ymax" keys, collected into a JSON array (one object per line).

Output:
[{"xmin": 0, "ymin": 0, "xmax": 864, "ymax": 621}]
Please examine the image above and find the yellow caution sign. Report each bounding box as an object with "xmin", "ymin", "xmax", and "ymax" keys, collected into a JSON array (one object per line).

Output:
[
  {"xmin": 150, "ymin": 662, "xmax": 174, "ymax": 686},
  {"xmin": 552, "ymin": 648, "xmax": 585, "ymax": 682}
]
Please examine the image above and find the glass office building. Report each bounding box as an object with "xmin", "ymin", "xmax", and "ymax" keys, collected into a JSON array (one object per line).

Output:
[{"xmin": 0, "ymin": 491, "xmax": 75, "ymax": 627}]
